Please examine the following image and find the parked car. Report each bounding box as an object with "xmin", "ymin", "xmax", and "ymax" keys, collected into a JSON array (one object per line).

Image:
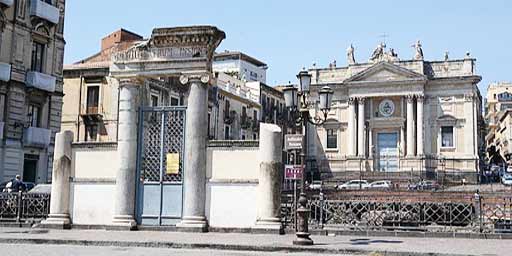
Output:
[
  {"xmin": 369, "ymin": 180, "xmax": 393, "ymax": 190},
  {"xmin": 501, "ymin": 174, "xmax": 512, "ymax": 186},
  {"xmin": 308, "ymin": 181, "xmax": 323, "ymax": 190},
  {"xmin": 336, "ymin": 180, "xmax": 369, "ymax": 190},
  {"xmin": 408, "ymin": 180, "xmax": 440, "ymax": 191}
]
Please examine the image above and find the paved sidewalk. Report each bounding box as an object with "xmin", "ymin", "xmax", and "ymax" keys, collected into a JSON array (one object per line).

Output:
[{"xmin": 0, "ymin": 227, "xmax": 508, "ymax": 256}]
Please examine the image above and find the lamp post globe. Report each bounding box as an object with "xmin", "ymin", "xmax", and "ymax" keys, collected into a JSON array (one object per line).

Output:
[
  {"xmin": 297, "ymin": 70, "xmax": 311, "ymax": 93},
  {"xmin": 283, "ymin": 84, "xmax": 298, "ymax": 109},
  {"xmin": 319, "ymin": 86, "xmax": 334, "ymax": 112}
]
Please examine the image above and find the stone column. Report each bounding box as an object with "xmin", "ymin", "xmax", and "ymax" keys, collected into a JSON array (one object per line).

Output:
[
  {"xmin": 254, "ymin": 123, "xmax": 283, "ymax": 233},
  {"xmin": 347, "ymin": 97, "xmax": 356, "ymax": 156},
  {"xmin": 112, "ymin": 79, "xmax": 140, "ymax": 229},
  {"xmin": 368, "ymin": 128, "xmax": 373, "ymax": 158},
  {"xmin": 177, "ymin": 74, "xmax": 210, "ymax": 232},
  {"xmin": 416, "ymin": 95, "xmax": 424, "ymax": 156},
  {"xmin": 400, "ymin": 126, "xmax": 406, "ymax": 157},
  {"xmin": 406, "ymin": 95, "xmax": 415, "ymax": 157},
  {"xmin": 41, "ymin": 131, "xmax": 73, "ymax": 229},
  {"xmin": 357, "ymin": 98, "xmax": 365, "ymax": 157}
]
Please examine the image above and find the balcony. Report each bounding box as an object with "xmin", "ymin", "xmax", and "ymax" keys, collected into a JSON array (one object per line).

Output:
[
  {"xmin": 0, "ymin": 0, "xmax": 13, "ymax": 7},
  {"xmin": 29, "ymin": 0, "xmax": 60, "ymax": 24},
  {"xmin": 26, "ymin": 71, "xmax": 56, "ymax": 92},
  {"xmin": 23, "ymin": 127, "xmax": 51, "ymax": 148},
  {"xmin": 0, "ymin": 122, "xmax": 4, "ymax": 140},
  {"xmin": 0, "ymin": 62, "xmax": 10, "ymax": 82}
]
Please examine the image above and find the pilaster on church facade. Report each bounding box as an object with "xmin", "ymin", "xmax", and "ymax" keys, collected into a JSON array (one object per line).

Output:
[{"xmin": 307, "ymin": 44, "xmax": 483, "ymax": 182}]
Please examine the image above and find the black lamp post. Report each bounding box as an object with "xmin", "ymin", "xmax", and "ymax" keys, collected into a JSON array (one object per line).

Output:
[{"xmin": 284, "ymin": 69, "xmax": 333, "ymax": 246}]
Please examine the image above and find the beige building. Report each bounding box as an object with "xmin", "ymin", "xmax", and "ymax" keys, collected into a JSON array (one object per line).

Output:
[
  {"xmin": 62, "ymin": 29, "xmax": 284, "ymax": 143},
  {"xmin": 306, "ymin": 43, "xmax": 483, "ymax": 181},
  {"xmin": 485, "ymin": 82, "xmax": 512, "ymax": 164},
  {"xmin": 0, "ymin": 0, "xmax": 66, "ymax": 183}
]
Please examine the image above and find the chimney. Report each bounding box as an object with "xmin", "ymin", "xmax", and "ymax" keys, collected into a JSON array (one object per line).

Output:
[{"xmin": 101, "ymin": 29, "xmax": 143, "ymax": 51}]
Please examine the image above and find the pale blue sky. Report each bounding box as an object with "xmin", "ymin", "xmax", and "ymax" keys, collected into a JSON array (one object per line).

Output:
[{"xmin": 64, "ymin": 0, "xmax": 512, "ymax": 94}]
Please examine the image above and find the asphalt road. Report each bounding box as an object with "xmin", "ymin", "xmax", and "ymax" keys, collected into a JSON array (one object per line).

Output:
[{"xmin": 0, "ymin": 244, "xmax": 354, "ymax": 256}]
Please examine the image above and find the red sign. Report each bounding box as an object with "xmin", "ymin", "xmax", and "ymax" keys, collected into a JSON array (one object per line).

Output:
[{"xmin": 285, "ymin": 165, "xmax": 303, "ymax": 180}]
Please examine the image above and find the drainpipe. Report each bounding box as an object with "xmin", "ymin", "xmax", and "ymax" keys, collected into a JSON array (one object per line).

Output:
[{"xmin": 77, "ymin": 73, "xmax": 83, "ymax": 141}]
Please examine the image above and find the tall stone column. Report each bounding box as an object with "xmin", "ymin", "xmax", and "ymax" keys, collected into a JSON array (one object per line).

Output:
[
  {"xmin": 254, "ymin": 123, "xmax": 283, "ymax": 233},
  {"xmin": 41, "ymin": 131, "xmax": 73, "ymax": 229},
  {"xmin": 406, "ymin": 95, "xmax": 415, "ymax": 157},
  {"xmin": 347, "ymin": 97, "xmax": 356, "ymax": 156},
  {"xmin": 357, "ymin": 98, "xmax": 365, "ymax": 157},
  {"xmin": 112, "ymin": 79, "xmax": 140, "ymax": 229},
  {"xmin": 177, "ymin": 74, "xmax": 210, "ymax": 232},
  {"xmin": 416, "ymin": 95, "xmax": 424, "ymax": 156},
  {"xmin": 400, "ymin": 126, "xmax": 406, "ymax": 157}
]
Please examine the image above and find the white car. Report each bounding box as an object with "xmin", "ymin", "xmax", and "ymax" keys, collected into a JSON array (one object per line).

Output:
[
  {"xmin": 308, "ymin": 181, "xmax": 323, "ymax": 190},
  {"xmin": 369, "ymin": 180, "xmax": 393, "ymax": 190},
  {"xmin": 502, "ymin": 174, "xmax": 512, "ymax": 186},
  {"xmin": 336, "ymin": 180, "xmax": 369, "ymax": 190}
]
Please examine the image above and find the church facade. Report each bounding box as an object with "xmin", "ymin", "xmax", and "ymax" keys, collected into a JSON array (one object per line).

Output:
[{"xmin": 306, "ymin": 43, "xmax": 483, "ymax": 181}]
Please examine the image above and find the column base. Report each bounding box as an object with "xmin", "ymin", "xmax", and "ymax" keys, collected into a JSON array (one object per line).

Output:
[
  {"xmin": 253, "ymin": 218, "xmax": 284, "ymax": 234},
  {"xmin": 110, "ymin": 215, "xmax": 137, "ymax": 231},
  {"xmin": 40, "ymin": 214, "xmax": 71, "ymax": 229},
  {"xmin": 293, "ymin": 232, "xmax": 314, "ymax": 246},
  {"xmin": 176, "ymin": 216, "xmax": 208, "ymax": 232}
]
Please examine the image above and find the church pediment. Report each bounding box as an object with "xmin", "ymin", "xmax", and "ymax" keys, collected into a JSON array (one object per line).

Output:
[{"xmin": 344, "ymin": 62, "xmax": 426, "ymax": 83}]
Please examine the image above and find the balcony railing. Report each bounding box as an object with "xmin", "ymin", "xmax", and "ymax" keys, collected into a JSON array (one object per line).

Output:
[
  {"xmin": 23, "ymin": 127, "xmax": 52, "ymax": 148},
  {"xmin": 0, "ymin": 0, "xmax": 13, "ymax": 7},
  {"xmin": 29, "ymin": 0, "xmax": 59, "ymax": 24},
  {"xmin": 0, "ymin": 62, "xmax": 11, "ymax": 82},
  {"xmin": 26, "ymin": 71, "xmax": 56, "ymax": 92}
]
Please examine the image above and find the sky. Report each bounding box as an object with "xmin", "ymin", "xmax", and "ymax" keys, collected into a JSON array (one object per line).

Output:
[{"xmin": 64, "ymin": 0, "xmax": 512, "ymax": 95}]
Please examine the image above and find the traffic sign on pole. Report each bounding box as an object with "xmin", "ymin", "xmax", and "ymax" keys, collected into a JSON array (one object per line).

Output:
[{"xmin": 284, "ymin": 165, "xmax": 304, "ymax": 180}]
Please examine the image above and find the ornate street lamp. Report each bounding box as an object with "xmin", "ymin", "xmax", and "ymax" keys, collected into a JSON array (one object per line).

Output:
[{"xmin": 284, "ymin": 69, "xmax": 333, "ymax": 246}]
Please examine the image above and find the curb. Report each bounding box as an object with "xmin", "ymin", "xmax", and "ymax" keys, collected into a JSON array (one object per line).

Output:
[{"xmin": 0, "ymin": 237, "xmax": 470, "ymax": 256}]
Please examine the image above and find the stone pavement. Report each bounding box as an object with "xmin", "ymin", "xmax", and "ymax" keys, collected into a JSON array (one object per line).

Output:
[{"xmin": 0, "ymin": 227, "xmax": 508, "ymax": 256}]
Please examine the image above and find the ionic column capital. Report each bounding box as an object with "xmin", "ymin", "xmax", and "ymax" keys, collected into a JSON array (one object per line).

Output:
[
  {"xmin": 416, "ymin": 94, "xmax": 425, "ymax": 103},
  {"xmin": 406, "ymin": 94, "xmax": 415, "ymax": 103},
  {"xmin": 357, "ymin": 97, "xmax": 366, "ymax": 105},
  {"xmin": 179, "ymin": 72, "xmax": 212, "ymax": 86},
  {"xmin": 348, "ymin": 97, "xmax": 356, "ymax": 105},
  {"xmin": 464, "ymin": 93, "xmax": 475, "ymax": 102},
  {"xmin": 119, "ymin": 78, "xmax": 143, "ymax": 88}
]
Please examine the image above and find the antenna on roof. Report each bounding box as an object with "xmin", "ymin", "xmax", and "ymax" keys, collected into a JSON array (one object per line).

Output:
[{"xmin": 378, "ymin": 33, "xmax": 389, "ymax": 45}]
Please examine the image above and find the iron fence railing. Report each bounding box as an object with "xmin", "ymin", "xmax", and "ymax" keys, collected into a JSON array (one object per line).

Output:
[
  {"xmin": 281, "ymin": 195, "xmax": 512, "ymax": 234},
  {"xmin": 0, "ymin": 192, "xmax": 50, "ymax": 223}
]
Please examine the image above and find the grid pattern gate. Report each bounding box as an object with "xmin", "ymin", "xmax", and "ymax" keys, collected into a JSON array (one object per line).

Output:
[{"xmin": 140, "ymin": 107, "xmax": 186, "ymax": 183}]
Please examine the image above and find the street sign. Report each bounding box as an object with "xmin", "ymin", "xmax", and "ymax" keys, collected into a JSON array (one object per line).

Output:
[
  {"xmin": 285, "ymin": 134, "xmax": 303, "ymax": 151},
  {"xmin": 284, "ymin": 165, "xmax": 303, "ymax": 180}
]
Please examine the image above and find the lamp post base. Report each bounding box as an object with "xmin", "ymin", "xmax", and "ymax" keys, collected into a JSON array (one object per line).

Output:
[{"xmin": 293, "ymin": 232, "xmax": 314, "ymax": 245}]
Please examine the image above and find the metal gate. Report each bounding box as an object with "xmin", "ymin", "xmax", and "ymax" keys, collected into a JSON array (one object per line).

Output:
[{"xmin": 136, "ymin": 106, "xmax": 186, "ymax": 226}]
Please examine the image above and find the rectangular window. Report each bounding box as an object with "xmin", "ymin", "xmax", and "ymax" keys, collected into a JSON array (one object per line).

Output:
[
  {"xmin": 86, "ymin": 86, "xmax": 100, "ymax": 113},
  {"xmin": 327, "ymin": 129, "xmax": 337, "ymax": 149},
  {"xmin": 28, "ymin": 104, "xmax": 41, "ymax": 127},
  {"xmin": 31, "ymin": 42, "xmax": 45, "ymax": 73},
  {"xmin": 170, "ymin": 97, "xmax": 179, "ymax": 106},
  {"xmin": 224, "ymin": 126, "xmax": 230, "ymax": 140},
  {"xmin": 441, "ymin": 126, "xmax": 454, "ymax": 148},
  {"xmin": 151, "ymin": 95, "xmax": 159, "ymax": 107}
]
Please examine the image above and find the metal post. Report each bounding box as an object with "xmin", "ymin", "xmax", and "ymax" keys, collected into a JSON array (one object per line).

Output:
[
  {"xmin": 16, "ymin": 191, "xmax": 22, "ymax": 223},
  {"xmin": 293, "ymin": 113, "xmax": 313, "ymax": 246},
  {"xmin": 319, "ymin": 189, "xmax": 324, "ymax": 229}
]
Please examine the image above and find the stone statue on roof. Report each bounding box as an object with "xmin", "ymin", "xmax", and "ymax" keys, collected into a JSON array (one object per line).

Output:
[
  {"xmin": 347, "ymin": 44, "xmax": 356, "ymax": 65},
  {"xmin": 412, "ymin": 40, "xmax": 424, "ymax": 60},
  {"xmin": 369, "ymin": 43, "xmax": 385, "ymax": 62}
]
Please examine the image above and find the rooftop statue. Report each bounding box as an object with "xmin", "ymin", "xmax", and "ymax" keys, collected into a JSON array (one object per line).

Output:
[
  {"xmin": 347, "ymin": 44, "xmax": 356, "ymax": 65},
  {"xmin": 412, "ymin": 40, "xmax": 424, "ymax": 60},
  {"xmin": 369, "ymin": 43, "xmax": 385, "ymax": 62}
]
